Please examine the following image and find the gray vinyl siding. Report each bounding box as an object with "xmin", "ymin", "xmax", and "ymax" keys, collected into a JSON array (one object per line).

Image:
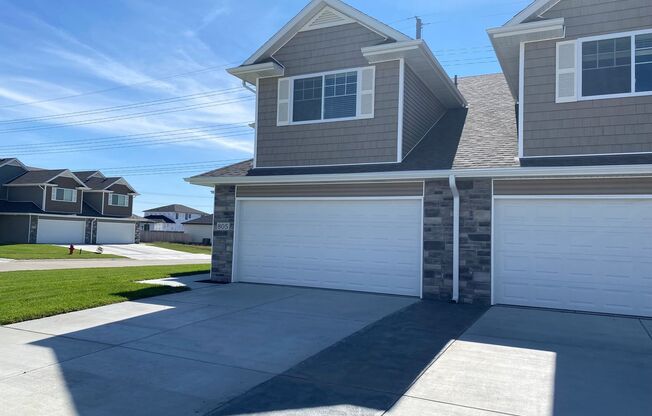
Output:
[
  {"xmin": 256, "ymin": 23, "xmax": 400, "ymax": 167},
  {"xmin": 8, "ymin": 186, "xmax": 44, "ymax": 209},
  {"xmin": 102, "ymin": 184, "xmax": 134, "ymax": 217},
  {"xmin": 44, "ymin": 177, "xmax": 82, "ymax": 214},
  {"xmin": 236, "ymin": 182, "xmax": 424, "ymax": 198},
  {"xmin": 402, "ymin": 64, "xmax": 446, "ymax": 159},
  {"xmin": 0, "ymin": 165, "xmax": 26, "ymax": 199},
  {"xmin": 523, "ymin": 0, "xmax": 652, "ymax": 157},
  {"xmin": 84, "ymin": 192, "xmax": 104, "ymax": 214},
  {"xmin": 0, "ymin": 215, "xmax": 29, "ymax": 243},
  {"xmin": 494, "ymin": 177, "xmax": 652, "ymax": 195}
]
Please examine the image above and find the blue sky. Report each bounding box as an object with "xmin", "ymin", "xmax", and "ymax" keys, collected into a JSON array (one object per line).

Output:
[{"xmin": 0, "ymin": 0, "xmax": 532, "ymax": 215}]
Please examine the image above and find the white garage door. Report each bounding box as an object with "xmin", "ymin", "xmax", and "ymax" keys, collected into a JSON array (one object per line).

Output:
[
  {"xmin": 494, "ymin": 197, "xmax": 652, "ymax": 317},
  {"xmin": 97, "ymin": 222, "xmax": 135, "ymax": 244},
  {"xmin": 235, "ymin": 198, "xmax": 422, "ymax": 296},
  {"xmin": 37, "ymin": 219, "xmax": 85, "ymax": 244}
]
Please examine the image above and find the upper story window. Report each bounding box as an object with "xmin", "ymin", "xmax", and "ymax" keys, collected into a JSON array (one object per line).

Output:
[
  {"xmin": 109, "ymin": 194, "xmax": 128, "ymax": 207},
  {"xmin": 277, "ymin": 66, "xmax": 375, "ymax": 126},
  {"xmin": 185, "ymin": 213, "xmax": 190, "ymax": 220},
  {"xmin": 578, "ymin": 30, "xmax": 652, "ymax": 100},
  {"xmin": 52, "ymin": 188, "xmax": 76, "ymax": 203}
]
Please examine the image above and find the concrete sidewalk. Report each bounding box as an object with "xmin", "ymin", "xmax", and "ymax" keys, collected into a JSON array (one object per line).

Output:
[{"xmin": 0, "ymin": 258, "xmax": 209, "ymax": 272}]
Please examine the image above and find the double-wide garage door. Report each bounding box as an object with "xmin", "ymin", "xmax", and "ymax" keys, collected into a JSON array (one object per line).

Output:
[
  {"xmin": 494, "ymin": 198, "xmax": 652, "ymax": 317},
  {"xmin": 97, "ymin": 222, "xmax": 135, "ymax": 244},
  {"xmin": 36, "ymin": 219, "xmax": 85, "ymax": 244},
  {"xmin": 234, "ymin": 199, "xmax": 422, "ymax": 296}
]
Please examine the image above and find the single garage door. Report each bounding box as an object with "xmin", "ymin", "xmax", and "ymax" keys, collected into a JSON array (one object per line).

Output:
[
  {"xmin": 37, "ymin": 219, "xmax": 85, "ymax": 244},
  {"xmin": 235, "ymin": 198, "xmax": 422, "ymax": 296},
  {"xmin": 97, "ymin": 222, "xmax": 135, "ymax": 244},
  {"xmin": 494, "ymin": 197, "xmax": 652, "ymax": 317}
]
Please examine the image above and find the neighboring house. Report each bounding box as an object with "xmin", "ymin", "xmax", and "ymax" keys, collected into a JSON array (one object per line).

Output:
[
  {"xmin": 182, "ymin": 214, "xmax": 213, "ymax": 244},
  {"xmin": 187, "ymin": 0, "xmax": 652, "ymax": 318},
  {"xmin": 0, "ymin": 158, "xmax": 141, "ymax": 244},
  {"xmin": 143, "ymin": 204, "xmax": 207, "ymax": 232}
]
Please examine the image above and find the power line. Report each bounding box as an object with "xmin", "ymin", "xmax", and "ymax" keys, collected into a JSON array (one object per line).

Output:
[
  {"xmin": 0, "ymin": 87, "xmax": 244, "ymax": 125},
  {"xmin": 0, "ymin": 96, "xmax": 254, "ymax": 134},
  {"xmin": 2, "ymin": 129, "xmax": 254, "ymax": 156},
  {"xmin": 0, "ymin": 122, "xmax": 252, "ymax": 150},
  {"xmin": 94, "ymin": 158, "xmax": 248, "ymax": 172},
  {"xmin": 0, "ymin": 59, "xmax": 245, "ymax": 110}
]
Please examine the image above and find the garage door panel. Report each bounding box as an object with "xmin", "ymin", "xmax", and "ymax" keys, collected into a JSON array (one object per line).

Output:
[
  {"xmin": 37, "ymin": 219, "xmax": 85, "ymax": 244},
  {"xmin": 235, "ymin": 199, "xmax": 421, "ymax": 296},
  {"xmin": 97, "ymin": 222, "xmax": 135, "ymax": 244},
  {"xmin": 495, "ymin": 198, "xmax": 652, "ymax": 317}
]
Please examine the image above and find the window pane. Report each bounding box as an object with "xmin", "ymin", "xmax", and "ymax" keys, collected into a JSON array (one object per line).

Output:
[
  {"xmin": 636, "ymin": 34, "xmax": 652, "ymax": 92},
  {"xmin": 324, "ymin": 71, "xmax": 357, "ymax": 119},
  {"xmin": 292, "ymin": 76, "xmax": 322, "ymax": 122},
  {"xmin": 582, "ymin": 37, "xmax": 631, "ymax": 97}
]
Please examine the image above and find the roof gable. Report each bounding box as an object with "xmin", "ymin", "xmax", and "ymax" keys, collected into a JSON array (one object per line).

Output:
[
  {"xmin": 505, "ymin": 0, "xmax": 561, "ymax": 26},
  {"xmin": 243, "ymin": 0, "xmax": 410, "ymax": 66}
]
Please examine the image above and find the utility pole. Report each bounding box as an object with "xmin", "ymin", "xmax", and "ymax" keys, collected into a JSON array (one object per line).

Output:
[{"xmin": 415, "ymin": 16, "xmax": 423, "ymax": 39}]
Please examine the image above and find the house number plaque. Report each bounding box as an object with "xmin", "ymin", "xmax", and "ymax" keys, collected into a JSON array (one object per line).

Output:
[{"xmin": 215, "ymin": 223, "xmax": 231, "ymax": 231}]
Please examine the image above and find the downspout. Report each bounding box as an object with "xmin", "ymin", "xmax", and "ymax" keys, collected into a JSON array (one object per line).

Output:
[
  {"xmin": 448, "ymin": 174, "xmax": 460, "ymax": 303},
  {"xmin": 241, "ymin": 80, "xmax": 256, "ymax": 94}
]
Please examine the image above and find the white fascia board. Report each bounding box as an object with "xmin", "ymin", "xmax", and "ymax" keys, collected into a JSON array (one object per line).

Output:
[
  {"xmin": 57, "ymin": 170, "xmax": 89, "ymax": 188},
  {"xmin": 0, "ymin": 212, "xmax": 140, "ymax": 222},
  {"xmin": 185, "ymin": 164, "xmax": 652, "ymax": 186},
  {"xmin": 487, "ymin": 18, "xmax": 564, "ymax": 38},
  {"xmin": 362, "ymin": 40, "xmax": 467, "ymax": 108},
  {"xmin": 0, "ymin": 158, "xmax": 26, "ymax": 169},
  {"xmin": 102, "ymin": 177, "xmax": 138, "ymax": 194},
  {"xmin": 226, "ymin": 61, "xmax": 285, "ymax": 84},
  {"xmin": 242, "ymin": 0, "xmax": 411, "ymax": 66},
  {"xmin": 504, "ymin": 0, "xmax": 561, "ymax": 26}
]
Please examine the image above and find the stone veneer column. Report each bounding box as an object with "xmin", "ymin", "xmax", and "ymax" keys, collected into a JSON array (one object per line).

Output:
[
  {"xmin": 422, "ymin": 179, "xmax": 492, "ymax": 304},
  {"xmin": 134, "ymin": 222, "xmax": 141, "ymax": 244},
  {"xmin": 84, "ymin": 219, "xmax": 93, "ymax": 244},
  {"xmin": 211, "ymin": 185, "xmax": 236, "ymax": 282},
  {"xmin": 28, "ymin": 215, "xmax": 38, "ymax": 244}
]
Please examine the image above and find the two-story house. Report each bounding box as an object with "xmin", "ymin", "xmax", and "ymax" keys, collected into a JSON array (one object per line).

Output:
[
  {"xmin": 188, "ymin": 0, "xmax": 652, "ymax": 318},
  {"xmin": 0, "ymin": 157, "xmax": 140, "ymax": 244},
  {"xmin": 143, "ymin": 204, "xmax": 208, "ymax": 232}
]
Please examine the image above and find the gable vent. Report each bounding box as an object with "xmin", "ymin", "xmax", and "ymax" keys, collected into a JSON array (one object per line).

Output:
[{"xmin": 300, "ymin": 7, "xmax": 354, "ymax": 32}]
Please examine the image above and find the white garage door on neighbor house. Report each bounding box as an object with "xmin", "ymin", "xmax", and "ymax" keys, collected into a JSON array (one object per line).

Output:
[
  {"xmin": 234, "ymin": 198, "xmax": 423, "ymax": 296},
  {"xmin": 494, "ymin": 197, "xmax": 652, "ymax": 317},
  {"xmin": 96, "ymin": 221, "xmax": 135, "ymax": 244},
  {"xmin": 36, "ymin": 218, "xmax": 86, "ymax": 244}
]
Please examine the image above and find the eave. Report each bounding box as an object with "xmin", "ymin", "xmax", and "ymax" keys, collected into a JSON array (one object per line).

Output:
[
  {"xmin": 487, "ymin": 18, "xmax": 565, "ymax": 99},
  {"xmin": 226, "ymin": 61, "xmax": 285, "ymax": 85},
  {"xmin": 362, "ymin": 40, "xmax": 467, "ymax": 108},
  {"xmin": 185, "ymin": 164, "xmax": 652, "ymax": 187}
]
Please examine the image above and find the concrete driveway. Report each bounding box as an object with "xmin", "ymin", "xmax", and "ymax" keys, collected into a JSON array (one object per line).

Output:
[
  {"xmin": 73, "ymin": 243, "xmax": 212, "ymax": 261},
  {"xmin": 0, "ymin": 282, "xmax": 418, "ymax": 415},
  {"xmin": 1, "ymin": 281, "xmax": 650, "ymax": 416}
]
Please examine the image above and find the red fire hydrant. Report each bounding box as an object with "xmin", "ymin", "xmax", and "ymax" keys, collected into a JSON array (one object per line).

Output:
[{"xmin": 68, "ymin": 244, "xmax": 75, "ymax": 255}]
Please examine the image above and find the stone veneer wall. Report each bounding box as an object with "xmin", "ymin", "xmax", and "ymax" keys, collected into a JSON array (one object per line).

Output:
[
  {"xmin": 423, "ymin": 179, "xmax": 492, "ymax": 304},
  {"xmin": 134, "ymin": 222, "xmax": 141, "ymax": 244},
  {"xmin": 28, "ymin": 215, "xmax": 38, "ymax": 244},
  {"xmin": 84, "ymin": 219, "xmax": 93, "ymax": 244},
  {"xmin": 211, "ymin": 185, "xmax": 236, "ymax": 282}
]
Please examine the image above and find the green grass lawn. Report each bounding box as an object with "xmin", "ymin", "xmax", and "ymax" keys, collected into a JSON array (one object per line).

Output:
[
  {"xmin": 0, "ymin": 264, "xmax": 210, "ymax": 325},
  {"xmin": 0, "ymin": 244, "xmax": 123, "ymax": 260},
  {"xmin": 146, "ymin": 242, "xmax": 212, "ymax": 254}
]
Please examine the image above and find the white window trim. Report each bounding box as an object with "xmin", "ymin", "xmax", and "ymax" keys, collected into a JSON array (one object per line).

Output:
[
  {"xmin": 577, "ymin": 28, "xmax": 652, "ymax": 101},
  {"xmin": 283, "ymin": 66, "xmax": 374, "ymax": 126},
  {"xmin": 51, "ymin": 187, "xmax": 77, "ymax": 203},
  {"xmin": 108, "ymin": 193, "xmax": 129, "ymax": 207}
]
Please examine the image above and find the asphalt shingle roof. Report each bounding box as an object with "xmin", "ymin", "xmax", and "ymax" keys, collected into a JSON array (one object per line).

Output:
[
  {"xmin": 143, "ymin": 204, "xmax": 208, "ymax": 215},
  {"xmin": 73, "ymin": 171, "xmax": 101, "ymax": 181},
  {"xmin": 144, "ymin": 214, "xmax": 176, "ymax": 224},
  {"xmin": 183, "ymin": 214, "xmax": 213, "ymax": 225},
  {"xmin": 191, "ymin": 73, "xmax": 518, "ymax": 179},
  {"xmin": 83, "ymin": 176, "xmax": 122, "ymax": 190},
  {"xmin": 7, "ymin": 169, "xmax": 67, "ymax": 185}
]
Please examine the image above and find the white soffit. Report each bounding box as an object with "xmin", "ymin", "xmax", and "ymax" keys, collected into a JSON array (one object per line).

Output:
[
  {"xmin": 299, "ymin": 6, "xmax": 354, "ymax": 31},
  {"xmin": 487, "ymin": 18, "xmax": 565, "ymax": 99},
  {"xmin": 505, "ymin": 0, "xmax": 562, "ymax": 26},
  {"xmin": 226, "ymin": 61, "xmax": 285, "ymax": 84},
  {"xmin": 362, "ymin": 40, "xmax": 467, "ymax": 108}
]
